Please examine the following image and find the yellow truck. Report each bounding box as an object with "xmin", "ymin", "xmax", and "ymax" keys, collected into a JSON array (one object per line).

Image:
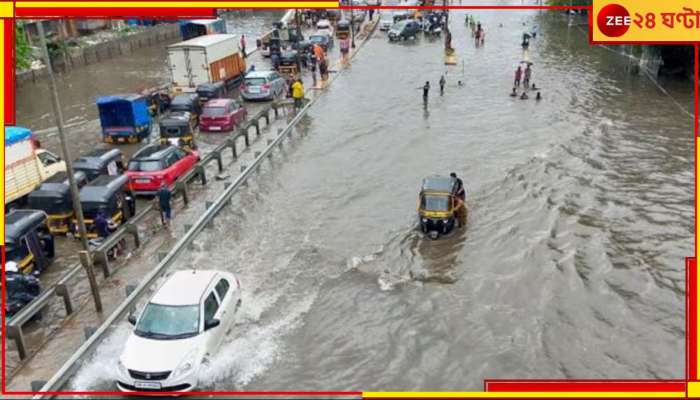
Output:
[{"xmin": 5, "ymin": 127, "xmax": 66, "ymax": 206}]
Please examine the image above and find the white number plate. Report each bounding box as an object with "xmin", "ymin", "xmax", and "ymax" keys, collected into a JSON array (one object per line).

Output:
[
  {"xmin": 248, "ymin": 87, "xmax": 261, "ymax": 93},
  {"xmin": 135, "ymin": 178, "xmax": 151, "ymax": 183},
  {"xmin": 209, "ymin": 126, "xmax": 221, "ymax": 131},
  {"xmin": 134, "ymin": 381, "xmax": 161, "ymax": 390}
]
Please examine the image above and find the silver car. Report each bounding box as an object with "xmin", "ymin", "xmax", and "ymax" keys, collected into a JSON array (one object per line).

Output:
[
  {"xmin": 240, "ymin": 71, "xmax": 286, "ymax": 101},
  {"xmin": 379, "ymin": 14, "xmax": 394, "ymax": 31}
]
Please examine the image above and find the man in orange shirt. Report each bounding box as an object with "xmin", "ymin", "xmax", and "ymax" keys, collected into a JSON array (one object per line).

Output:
[{"xmin": 313, "ymin": 43, "xmax": 325, "ymax": 62}]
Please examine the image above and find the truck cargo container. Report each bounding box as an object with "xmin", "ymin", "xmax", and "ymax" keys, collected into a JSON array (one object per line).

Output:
[
  {"xmin": 179, "ymin": 18, "xmax": 226, "ymax": 40},
  {"xmin": 168, "ymin": 34, "xmax": 246, "ymax": 94}
]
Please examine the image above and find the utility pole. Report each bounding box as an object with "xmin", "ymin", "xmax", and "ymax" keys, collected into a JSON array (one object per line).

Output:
[
  {"xmin": 294, "ymin": 8, "xmax": 302, "ymax": 72},
  {"xmin": 350, "ymin": 6, "xmax": 356, "ymax": 48},
  {"xmin": 37, "ymin": 21, "xmax": 103, "ymax": 312}
]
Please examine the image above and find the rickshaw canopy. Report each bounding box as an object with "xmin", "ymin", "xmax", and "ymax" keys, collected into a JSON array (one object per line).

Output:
[{"xmin": 5, "ymin": 210, "xmax": 47, "ymax": 247}]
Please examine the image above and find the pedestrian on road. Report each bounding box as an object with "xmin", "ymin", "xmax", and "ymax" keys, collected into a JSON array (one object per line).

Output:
[
  {"xmin": 520, "ymin": 91, "xmax": 529, "ymax": 100},
  {"xmin": 94, "ymin": 210, "xmax": 112, "ymax": 239},
  {"xmin": 157, "ymin": 183, "xmax": 172, "ymax": 228},
  {"xmin": 313, "ymin": 43, "xmax": 326, "ymax": 63},
  {"xmin": 340, "ymin": 37, "xmax": 350, "ymax": 63},
  {"xmin": 510, "ymin": 87, "xmax": 517, "ymax": 97},
  {"xmin": 319, "ymin": 58, "xmax": 329, "ymax": 81},
  {"xmin": 292, "ymin": 78, "xmax": 305, "ymax": 112},
  {"xmin": 514, "ymin": 66, "xmax": 522, "ymax": 87},
  {"xmin": 422, "ymin": 81, "xmax": 430, "ymax": 103},
  {"xmin": 439, "ymin": 75, "xmax": 446, "ymax": 96},
  {"xmin": 523, "ymin": 64, "xmax": 532, "ymax": 88},
  {"xmin": 240, "ymin": 34, "xmax": 247, "ymax": 58},
  {"xmin": 536, "ymin": 91, "xmax": 542, "ymax": 101},
  {"xmin": 369, "ymin": 8, "xmax": 375, "ymax": 21},
  {"xmin": 311, "ymin": 61, "xmax": 317, "ymax": 87}
]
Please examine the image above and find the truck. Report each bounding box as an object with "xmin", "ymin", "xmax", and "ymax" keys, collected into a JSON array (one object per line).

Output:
[
  {"xmin": 179, "ymin": 19, "xmax": 227, "ymax": 40},
  {"xmin": 167, "ymin": 34, "xmax": 246, "ymax": 94},
  {"xmin": 5, "ymin": 127, "xmax": 66, "ymax": 206}
]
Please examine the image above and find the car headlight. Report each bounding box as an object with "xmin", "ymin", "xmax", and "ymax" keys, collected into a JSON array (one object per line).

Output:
[
  {"xmin": 443, "ymin": 219, "xmax": 449, "ymax": 224},
  {"xmin": 170, "ymin": 352, "xmax": 197, "ymax": 379},
  {"xmin": 421, "ymin": 218, "xmax": 428, "ymax": 223},
  {"xmin": 117, "ymin": 359, "xmax": 129, "ymax": 377}
]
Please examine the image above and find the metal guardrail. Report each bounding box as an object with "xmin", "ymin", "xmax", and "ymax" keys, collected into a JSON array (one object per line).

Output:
[
  {"xmin": 5, "ymin": 100, "xmax": 287, "ymax": 364},
  {"xmin": 34, "ymin": 96, "xmax": 313, "ymax": 398}
]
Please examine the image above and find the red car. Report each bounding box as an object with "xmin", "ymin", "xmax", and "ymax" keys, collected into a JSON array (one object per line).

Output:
[
  {"xmin": 199, "ymin": 99, "xmax": 247, "ymax": 132},
  {"xmin": 126, "ymin": 144, "xmax": 199, "ymax": 195}
]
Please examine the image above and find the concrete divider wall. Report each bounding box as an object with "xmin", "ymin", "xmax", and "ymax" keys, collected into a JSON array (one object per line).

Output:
[{"xmin": 17, "ymin": 23, "xmax": 181, "ymax": 86}]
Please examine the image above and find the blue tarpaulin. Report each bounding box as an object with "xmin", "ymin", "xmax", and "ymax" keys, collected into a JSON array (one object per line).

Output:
[
  {"xmin": 5, "ymin": 126, "xmax": 32, "ymax": 146},
  {"xmin": 96, "ymin": 95, "xmax": 151, "ymax": 133}
]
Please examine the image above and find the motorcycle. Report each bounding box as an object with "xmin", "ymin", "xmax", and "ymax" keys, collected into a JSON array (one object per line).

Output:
[{"xmin": 5, "ymin": 265, "xmax": 42, "ymax": 320}]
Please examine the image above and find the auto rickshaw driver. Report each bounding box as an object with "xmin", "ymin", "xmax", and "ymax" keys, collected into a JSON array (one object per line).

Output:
[{"xmin": 450, "ymin": 172, "xmax": 467, "ymax": 227}]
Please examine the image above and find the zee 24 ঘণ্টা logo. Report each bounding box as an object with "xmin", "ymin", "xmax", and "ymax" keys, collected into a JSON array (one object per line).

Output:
[{"xmin": 596, "ymin": 2, "xmax": 700, "ymax": 40}]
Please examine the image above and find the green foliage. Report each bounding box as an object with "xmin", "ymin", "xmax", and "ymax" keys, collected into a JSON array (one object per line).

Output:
[{"xmin": 15, "ymin": 23, "xmax": 32, "ymax": 71}]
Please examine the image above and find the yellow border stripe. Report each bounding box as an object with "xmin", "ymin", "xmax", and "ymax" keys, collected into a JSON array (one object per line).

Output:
[
  {"xmin": 16, "ymin": 1, "xmax": 338, "ymax": 8},
  {"xmin": 0, "ymin": 1, "xmax": 13, "ymax": 17},
  {"xmin": 364, "ymin": 392, "xmax": 686, "ymax": 398},
  {"xmin": 689, "ymin": 381, "xmax": 700, "ymax": 397}
]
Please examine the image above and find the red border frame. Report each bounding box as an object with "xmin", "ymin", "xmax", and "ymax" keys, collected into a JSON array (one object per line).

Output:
[{"xmin": 2, "ymin": 1, "xmax": 699, "ymax": 397}]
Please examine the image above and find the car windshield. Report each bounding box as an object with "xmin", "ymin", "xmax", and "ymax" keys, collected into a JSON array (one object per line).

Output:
[
  {"xmin": 203, "ymin": 107, "xmax": 227, "ymax": 116},
  {"xmin": 135, "ymin": 303, "xmax": 200, "ymax": 339},
  {"xmin": 246, "ymin": 78, "xmax": 267, "ymax": 86},
  {"xmin": 310, "ymin": 36, "xmax": 326, "ymax": 43},
  {"xmin": 128, "ymin": 160, "xmax": 163, "ymax": 172},
  {"xmin": 423, "ymin": 195, "xmax": 449, "ymax": 211}
]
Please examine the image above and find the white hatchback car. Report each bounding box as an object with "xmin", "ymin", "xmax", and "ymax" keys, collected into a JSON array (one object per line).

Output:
[{"xmin": 116, "ymin": 270, "xmax": 241, "ymax": 392}]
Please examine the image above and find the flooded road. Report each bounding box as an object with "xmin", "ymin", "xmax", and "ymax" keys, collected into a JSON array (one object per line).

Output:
[{"xmin": 62, "ymin": 6, "xmax": 693, "ymax": 392}]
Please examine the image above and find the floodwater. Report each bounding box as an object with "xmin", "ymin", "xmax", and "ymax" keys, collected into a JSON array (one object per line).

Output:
[{"xmin": 45, "ymin": 6, "xmax": 699, "ymax": 392}]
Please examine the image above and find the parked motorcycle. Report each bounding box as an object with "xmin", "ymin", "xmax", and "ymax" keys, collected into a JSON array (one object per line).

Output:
[{"xmin": 4, "ymin": 261, "xmax": 42, "ymax": 320}]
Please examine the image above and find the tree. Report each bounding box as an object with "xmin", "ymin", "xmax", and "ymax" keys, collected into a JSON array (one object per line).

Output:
[{"xmin": 15, "ymin": 23, "xmax": 32, "ymax": 71}]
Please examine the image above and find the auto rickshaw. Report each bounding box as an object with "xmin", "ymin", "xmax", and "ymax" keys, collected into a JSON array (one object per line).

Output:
[
  {"xmin": 418, "ymin": 175, "xmax": 467, "ymax": 239},
  {"xmin": 144, "ymin": 89, "xmax": 171, "ymax": 116},
  {"xmin": 5, "ymin": 210, "xmax": 55, "ymax": 274},
  {"xmin": 196, "ymin": 81, "xmax": 227, "ymax": 105},
  {"xmin": 72, "ymin": 148, "xmax": 126, "ymax": 182},
  {"xmin": 73, "ymin": 174, "xmax": 135, "ymax": 239},
  {"xmin": 27, "ymin": 171, "xmax": 88, "ymax": 234},
  {"xmin": 336, "ymin": 19, "xmax": 351, "ymax": 39},
  {"xmin": 159, "ymin": 111, "xmax": 197, "ymax": 150},
  {"xmin": 96, "ymin": 94, "xmax": 152, "ymax": 143},
  {"xmin": 169, "ymin": 93, "xmax": 202, "ymax": 127}
]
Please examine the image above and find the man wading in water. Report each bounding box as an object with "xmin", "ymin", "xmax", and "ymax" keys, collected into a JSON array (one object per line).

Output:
[{"xmin": 422, "ymin": 81, "xmax": 431, "ymax": 103}]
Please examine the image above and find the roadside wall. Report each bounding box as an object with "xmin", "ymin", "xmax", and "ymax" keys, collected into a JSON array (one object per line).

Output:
[{"xmin": 17, "ymin": 23, "xmax": 181, "ymax": 86}]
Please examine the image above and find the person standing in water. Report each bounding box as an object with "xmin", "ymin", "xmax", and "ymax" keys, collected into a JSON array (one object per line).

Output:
[
  {"xmin": 422, "ymin": 81, "xmax": 430, "ymax": 103},
  {"xmin": 514, "ymin": 66, "xmax": 523, "ymax": 87}
]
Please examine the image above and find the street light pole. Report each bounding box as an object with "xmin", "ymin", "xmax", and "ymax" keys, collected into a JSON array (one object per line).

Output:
[
  {"xmin": 350, "ymin": 7, "xmax": 356, "ymax": 48},
  {"xmin": 36, "ymin": 21, "xmax": 103, "ymax": 312}
]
